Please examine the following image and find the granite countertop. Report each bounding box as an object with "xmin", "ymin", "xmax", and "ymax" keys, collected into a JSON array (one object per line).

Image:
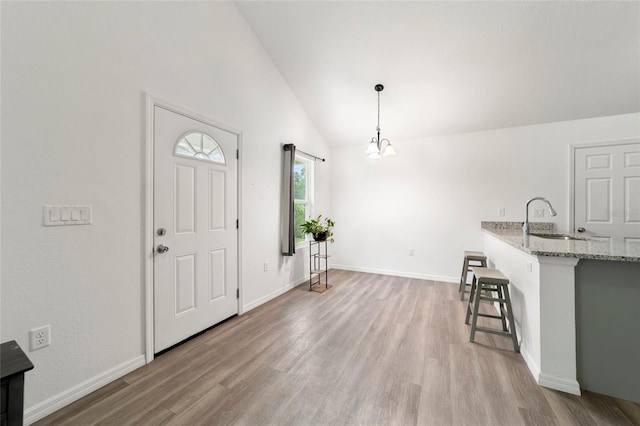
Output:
[{"xmin": 481, "ymin": 222, "xmax": 640, "ymax": 262}]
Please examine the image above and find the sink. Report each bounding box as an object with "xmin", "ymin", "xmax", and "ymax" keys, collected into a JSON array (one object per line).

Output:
[{"xmin": 530, "ymin": 233, "xmax": 588, "ymax": 241}]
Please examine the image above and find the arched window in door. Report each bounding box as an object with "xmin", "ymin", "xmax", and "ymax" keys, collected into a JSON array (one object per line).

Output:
[{"xmin": 175, "ymin": 131, "xmax": 226, "ymax": 164}]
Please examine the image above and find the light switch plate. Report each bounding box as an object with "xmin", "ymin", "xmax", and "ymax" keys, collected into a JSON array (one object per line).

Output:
[{"xmin": 44, "ymin": 205, "xmax": 92, "ymax": 226}]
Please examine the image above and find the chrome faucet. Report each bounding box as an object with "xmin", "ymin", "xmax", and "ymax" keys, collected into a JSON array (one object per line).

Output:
[{"xmin": 523, "ymin": 197, "xmax": 557, "ymax": 237}]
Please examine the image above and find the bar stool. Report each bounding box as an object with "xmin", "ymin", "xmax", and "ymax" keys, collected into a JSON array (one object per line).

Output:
[
  {"xmin": 465, "ymin": 267, "xmax": 519, "ymax": 352},
  {"xmin": 458, "ymin": 251, "xmax": 487, "ymax": 301}
]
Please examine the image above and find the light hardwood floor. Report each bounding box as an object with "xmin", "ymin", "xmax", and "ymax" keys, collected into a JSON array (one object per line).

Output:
[{"xmin": 36, "ymin": 270, "xmax": 640, "ymax": 425}]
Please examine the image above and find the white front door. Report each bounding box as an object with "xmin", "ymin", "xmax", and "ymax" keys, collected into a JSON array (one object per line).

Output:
[
  {"xmin": 153, "ymin": 105, "xmax": 238, "ymax": 353},
  {"xmin": 574, "ymin": 141, "xmax": 640, "ymax": 243}
]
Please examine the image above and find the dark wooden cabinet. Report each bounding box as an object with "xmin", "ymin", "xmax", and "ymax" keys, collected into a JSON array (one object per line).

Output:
[{"xmin": 1, "ymin": 341, "xmax": 34, "ymax": 426}]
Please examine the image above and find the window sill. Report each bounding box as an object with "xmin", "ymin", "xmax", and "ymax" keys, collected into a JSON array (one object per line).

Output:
[{"xmin": 295, "ymin": 240, "xmax": 311, "ymax": 250}]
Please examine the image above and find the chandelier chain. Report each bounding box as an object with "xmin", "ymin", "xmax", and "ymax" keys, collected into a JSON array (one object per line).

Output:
[{"xmin": 377, "ymin": 90, "xmax": 381, "ymax": 133}]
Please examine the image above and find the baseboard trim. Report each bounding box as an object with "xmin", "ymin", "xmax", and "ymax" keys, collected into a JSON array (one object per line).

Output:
[
  {"xmin": 242, "ymin": 275, "xmax": 308, "ymax": 313},
  {"xmin": 332, "ymin": 264, "xmax": 458, "ymax": 283},
  {"xmin": 492, "ymin": 311, "xmax": 581, "ymax": 396},
  {"xmin": 25, "ymin": 355, "xmax": 146, "ymax": 425},
  {"xmin": 537, "ymin": 372, "xmax": 582, "ymax": 396},
  {"xmin": 519, "ymin": 346, "xmax": 541, "ymax": 384},
  {"xmin": 521, "ymin": 347, "xmax": 581, "ymax": 395}
]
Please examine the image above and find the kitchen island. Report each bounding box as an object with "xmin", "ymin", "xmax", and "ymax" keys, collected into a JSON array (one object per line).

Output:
[{"xmin": 481, "ymin": 222, "xmax": 640, "ymax": 403}]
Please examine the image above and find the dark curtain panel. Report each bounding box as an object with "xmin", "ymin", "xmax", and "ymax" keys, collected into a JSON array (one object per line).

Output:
[{"xmin": 281, "ymin": 143, "xmax": 296, "ymax": 256}]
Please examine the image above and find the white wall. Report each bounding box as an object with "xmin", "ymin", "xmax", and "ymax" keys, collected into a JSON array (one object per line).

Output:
[
  {"xmin": 330, "ymin": 113, "xmax": 640, "ymax": 280},
  {"xmin": 0, "ymin": 1, "xmax": 329, "ymax": 419}
]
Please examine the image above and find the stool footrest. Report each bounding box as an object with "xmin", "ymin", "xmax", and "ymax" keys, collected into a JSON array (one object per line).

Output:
[
  {"xmin": 476, "ymin": 313, "xmax": 503, "ymax": 320},
  {"xmin": 478, "ymin": 296, "xmax": 506, "ymax": 303},
  {"xmin": 465, "ymin": 309, "xmax": 504, "ymax": 322},
  {"xmin": 474, "ymin": 326, "xmax": 513, "ymax": 337}
]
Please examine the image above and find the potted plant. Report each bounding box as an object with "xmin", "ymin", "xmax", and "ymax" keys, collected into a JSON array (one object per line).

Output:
[{"xmin": 300, "ymin": 215, "xmax": 335, "ymax": 243}]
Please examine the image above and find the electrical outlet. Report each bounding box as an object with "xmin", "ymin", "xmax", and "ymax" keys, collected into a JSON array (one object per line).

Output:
[
  {"xmin": 498, "ymin": 207, "xmax": 505, "ymax": 217},
  {"xmin": 408, "ymin": 248, "xmax": 414, "ymax": 256},
  {"xmin": 533, "ymin": 208, "xmax": 544, "ymax": 218},
  {"xmin": 263, "ymin": 261, "xmax": 269, "ymax": 272},
  {"xmin": 30, "ymin": 324, "xmax": 51, "ymax": 351}
]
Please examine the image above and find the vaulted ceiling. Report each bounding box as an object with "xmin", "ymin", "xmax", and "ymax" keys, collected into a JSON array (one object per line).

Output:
[{"xmin": 236, "ymin": 1, "xmax": 640, "ymax": 147}]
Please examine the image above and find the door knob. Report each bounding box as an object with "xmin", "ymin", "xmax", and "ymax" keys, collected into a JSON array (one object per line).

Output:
[
  {"xmin": 577, "ymin": 227, "xmax": 585, "ymax": 233},
  {"xmin": 157, "ymin": 244, "xmax": 170, "ymax": 253}
]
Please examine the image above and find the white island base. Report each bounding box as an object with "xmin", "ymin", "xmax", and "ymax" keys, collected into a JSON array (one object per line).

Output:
[
  {"xmin": 483, "ymin": 233, "xmax": 581, "ymax": 395},
  {"xmin": 483, "ymin": 226, "xmax": 640, "ymax": 403}
]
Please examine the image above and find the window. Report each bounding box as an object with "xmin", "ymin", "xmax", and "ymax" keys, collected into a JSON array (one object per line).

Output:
[
  {"xmin": 175, "ymin": 131, "xmax": 226, "ymax": 164},
  {"xmin": 294, "ymin": 155, "xmax": 314, "ymax": 244}
]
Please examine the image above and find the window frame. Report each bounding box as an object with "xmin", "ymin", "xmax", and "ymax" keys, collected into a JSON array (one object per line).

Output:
[{"xmin": 294, "ymin": 154, "xmax": 314, "ymax": 248}]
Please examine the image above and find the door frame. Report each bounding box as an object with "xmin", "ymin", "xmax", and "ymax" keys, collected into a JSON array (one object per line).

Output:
[
  {"xmin": 569, "ymin": 138, "xmax": 639, "ymax": 235},
  {"xmin": 144, "ymin": 94, "xmax": 243, "ymax": 363}
]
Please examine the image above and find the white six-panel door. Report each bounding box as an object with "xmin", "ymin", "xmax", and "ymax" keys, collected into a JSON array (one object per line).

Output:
[
  {"xmin": 153, "ymin": 105, "xmax": 238, "ymax": 353},
  {"xmin": 574, "ymin": 141, "xmax": 640, "ymax": 245}
]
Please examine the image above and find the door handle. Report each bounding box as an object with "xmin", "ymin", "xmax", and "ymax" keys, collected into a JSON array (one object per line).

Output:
[
  {"xmin": 157, "ymin": 244, "xmax": 170, "ymax": 253},
  {"xmin": 577, "ymin": 227, "xmax": 585, "ymax": 233}
]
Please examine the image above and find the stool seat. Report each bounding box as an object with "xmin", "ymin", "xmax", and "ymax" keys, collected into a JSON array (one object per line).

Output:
[
  {"xmin": 459, "ymin": 251, "xmax": 488, "ymax": 301},
  {"xmin": 470, "ymin": 267, "xmax": 508, "ymax": 284},
  {"xmin": 464, "ymin": 251, "xmax": 487, "ymax": 261}
]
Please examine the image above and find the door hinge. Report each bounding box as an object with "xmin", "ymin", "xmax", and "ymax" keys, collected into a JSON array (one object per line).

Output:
[
  {"xmin": 236, "ymin": 219, "xmax": 239, "ymax": 229},
  {"xmin": 236, "ymin": 288, "xmax": 240, "ymax": 299},
  {"xmin": 236, "ymin": 149, "xmax": 239, "ymax": 159}
]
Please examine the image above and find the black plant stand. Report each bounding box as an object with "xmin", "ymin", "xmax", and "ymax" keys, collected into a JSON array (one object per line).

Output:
[{"xmin": 309, "ymin": 240, "xmax": 330, "ymax": 292}]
